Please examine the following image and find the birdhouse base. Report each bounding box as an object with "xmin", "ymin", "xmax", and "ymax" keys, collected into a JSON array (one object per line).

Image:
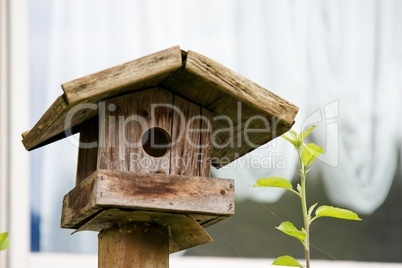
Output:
[
  {"xmin": 77, "ymin": 208, "xmax": 213, "ymax": 253},
  {"xmin": 60, "ymin": 169, "xmax": 234, "ymax": 252}
]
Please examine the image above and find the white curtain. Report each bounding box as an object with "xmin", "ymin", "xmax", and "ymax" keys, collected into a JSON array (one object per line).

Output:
[
  {"xmin": 30, "ymin": 0, "xmax": 402, "ymax": 252},
  {"xmin": 214, "ymin": 0, "xmax": 402, "ymax": 215}
]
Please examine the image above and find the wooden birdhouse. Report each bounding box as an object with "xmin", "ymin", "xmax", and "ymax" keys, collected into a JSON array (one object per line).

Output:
[{"xmin": 22, "ymin": 46, "xmax": 298, "ymax": 267}]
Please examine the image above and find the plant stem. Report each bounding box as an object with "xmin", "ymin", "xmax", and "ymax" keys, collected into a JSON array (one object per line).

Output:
[{"xmin": 299, "ymin": 157, "xmax": 310, "ymax": 268}]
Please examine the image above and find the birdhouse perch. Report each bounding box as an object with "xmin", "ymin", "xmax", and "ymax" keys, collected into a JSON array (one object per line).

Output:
[{"xmin": 22, "ymin": 46, "xmax": 298, "ymax": 267}]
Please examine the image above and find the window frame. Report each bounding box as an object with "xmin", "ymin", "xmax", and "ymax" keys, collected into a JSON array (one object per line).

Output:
[
  {"xmin": 1, "ymin": 0, "xmax": 31, "ymax": 267},
  {"xmin": 0, "ymin": 0, "xmax": 10, "ymax": 266}
]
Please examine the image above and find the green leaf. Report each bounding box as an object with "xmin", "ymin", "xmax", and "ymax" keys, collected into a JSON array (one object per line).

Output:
[
  {"xmin": 299, "ymin": 125, "xmax": 316, "ymax": 142},
  {"xmin": 282, "ymin": 133, "xmax": 300, "ymax": 148},
  {"xmin": 315, "ymin": 205, "xmax": 362, "ymax": 221},
  {"xmin": 276, "ymin": 221, "xmax": 306, "ymax": 243},
  {"xmin": 301, "ymin": 143, "xmax": 324, "ymax": 167},
  {"xmin": 272, "ymin": 255, "xmax": 303, "ymax": 267},
  {"xmin": 308, "ymin": 203, "xmax": 318, "ymax": 217},
  {"xmin": 254, "ymin": 177, "xmax": 293, "ymax": 191},
  {"xmin": 0, "ymin": 232, "xmax": 10, "ymax": 251},
  {"xmin": 289, "ymin": 130, "xmax": 299, "ymax": 140}
]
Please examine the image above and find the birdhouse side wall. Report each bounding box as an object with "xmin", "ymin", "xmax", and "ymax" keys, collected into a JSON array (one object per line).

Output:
[
  {"xmin": 170, "ymin": 95, "xmax": 212, "ymax": 177},
  {"xmin": 76, "ymin": 119, "xmax": 99, "ymax": 185}
]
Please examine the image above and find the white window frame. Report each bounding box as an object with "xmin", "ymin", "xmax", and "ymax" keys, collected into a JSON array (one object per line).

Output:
[
  {"xmin": 0, "ymin": 0, "xmax": 62, "ymax": 266},
  {"xmin": 1, "ymin": 0, "xmax": 30, "ymax": 267},
  {"xmin": 0, "ymin": 0, "xmax": 10, "ymax": 266}
]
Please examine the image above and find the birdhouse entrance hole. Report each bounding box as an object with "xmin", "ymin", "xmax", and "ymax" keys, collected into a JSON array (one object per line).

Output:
[{"xmin": 142, "ymin": 127, "xmax": 171, "ymax": 157}]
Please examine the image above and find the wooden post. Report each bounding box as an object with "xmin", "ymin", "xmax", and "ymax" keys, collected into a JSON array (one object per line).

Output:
[{"xmin": 98, "ymin": 223, "xmax": 169, "ymax": 268}]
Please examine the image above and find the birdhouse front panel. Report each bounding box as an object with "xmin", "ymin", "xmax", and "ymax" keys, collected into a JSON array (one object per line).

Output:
[
  {"xmin": 98, "ymin": 87, "xmax": 172, "ymax": 174},
  {"xmin": 93, "ymin": 87, "xmax": 212, "ymax": 177}
]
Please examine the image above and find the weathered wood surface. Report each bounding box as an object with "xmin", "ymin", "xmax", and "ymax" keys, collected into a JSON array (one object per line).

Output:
[
  {"xmin": 98, "ymin": 224, "xmax": 169, "ymax": 268},
  {"xmin": 62, "ymin": 45, "xmax": 183, "ymax": 105},
  {"xmin": 61, "ymin": 171, "xmax": 103, "ymax": 228},
  {"xmin": 76, "ymin": 119, "xmax": 99, "ymax": 185},
  {"xmin": 186, "ymin": 50, "xmax": 296, "ymax": 126},
  {"xmin": 199, "ymin": 108, "xmax": 212, "ymax": 176},
  {"xmin": 170, "ymin": 95, "xmax": 212, "ymax": 176},
  {"xmin": 78, "ymin": 209, "xmax": 213, "ymax": 253},
  {"xmin": 96, "ymin": 88, "xmax": 209, "ymax": 175},
  {"xmin": 61, "ymin": 169, "xmax": 234, "ymax": 229},
  {"xmin": 22, "ymin": 45, "xmax": 298, "ymax": 167},
  {"xmin": 98, "ymin": 88, "xmax": 172, "ymax": 174},
  {"xmin": 95, "ymin": 169, "xmax": 234, "ymax": 213},
  {"xmin": 21, "ymin": 95, "xmax": 72, "ymax": 150}
]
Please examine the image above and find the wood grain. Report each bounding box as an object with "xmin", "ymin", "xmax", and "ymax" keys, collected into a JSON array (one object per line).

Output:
[
  {"xmin": 62, "ymin": 45, "xmax": 183, "ymax": 105},
  {"xmin": 60, "ymin": 171, "xmax": 102, "ymax": 228},
  {"xmin": 76, "ymin": 119, "xmax": 99, "ymax": 185},
  {"xmin": 98, "ymin": 88, "xmax": 172, "ymax": 174},
  {"xmin": 95, "ymin": 169, "xmax": 234, "ymax": 215},
  {"xmin": 98, "ymin": 89, "xmax": 213, "ymax": 175},
  {"xmin": 98, "ymin": 224, "xmax": 168, "ymax": 268},
  {"xmin": 21, "ymin": 95, "xmax": 69, "ymax": 150},
  {"xmin": 60, "ymin": 169, "xmax": 234, "ymax": 229},
  {"xmin": 185, "ymin": 50, "xmax": 297, "ymax": 127},
  {"xmin": 198, "ymin": 108, "xmax": 212, "ymax": 177},
  {"xmin": 170, "ymin": 95, "xmax": 204, "ymax": 176}
]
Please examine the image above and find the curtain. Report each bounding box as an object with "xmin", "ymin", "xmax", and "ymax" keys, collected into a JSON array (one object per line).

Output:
[
  {"xmin": 30, "ymin": 0, "xmax": 402, "ymax": 252},
  {"xmin": 214, "ymin": 0, "xmax": 402, "ymax": 216}
]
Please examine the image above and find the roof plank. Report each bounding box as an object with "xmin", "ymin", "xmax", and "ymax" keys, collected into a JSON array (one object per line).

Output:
[
  {"xmin": 22, "ymin": 95, "xmax": 69, "ymax": 150},
  {"xmin": 184, "ymin": 50, "xmax": 297, "ymax": 127},
  {"xmin": 62, "ymin": 45, "xmax": 183, "ymax": 105}
]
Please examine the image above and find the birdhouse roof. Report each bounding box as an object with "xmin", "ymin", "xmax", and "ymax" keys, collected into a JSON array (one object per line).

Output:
[{"xmin": 22, "ymin": 45, "xmax": 298, "ymax": 167}]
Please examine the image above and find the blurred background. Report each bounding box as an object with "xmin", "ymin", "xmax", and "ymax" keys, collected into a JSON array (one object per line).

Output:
[{"xmin": 1, "ymin": 0, "xmax": 401, "ymax": 267}]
